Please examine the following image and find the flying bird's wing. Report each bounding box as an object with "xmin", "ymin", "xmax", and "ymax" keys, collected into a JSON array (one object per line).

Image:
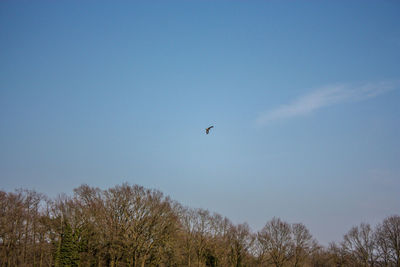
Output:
[{"xmin": 205, "ymin": 126, "xmax": 214, "ymax": 134}]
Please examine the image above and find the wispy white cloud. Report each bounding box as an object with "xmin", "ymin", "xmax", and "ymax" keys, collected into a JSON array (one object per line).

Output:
[{"xmin": 256, "ymin": 81, "xmax": 398, "ymax": 125}]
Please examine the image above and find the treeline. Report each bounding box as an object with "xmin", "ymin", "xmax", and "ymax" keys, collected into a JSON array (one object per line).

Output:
[{"xmin": 0, "ymin": 183, "xmax": 399, "ymax": 267}]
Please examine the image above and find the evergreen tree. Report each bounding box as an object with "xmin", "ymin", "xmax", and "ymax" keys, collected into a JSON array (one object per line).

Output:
[{"xmin": 57, "ymin": 221, "xmax": 80, "ymax": 267}]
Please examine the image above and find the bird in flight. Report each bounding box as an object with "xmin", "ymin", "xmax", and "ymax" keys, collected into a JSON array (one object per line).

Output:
[{"xmin": 205, "ymin": 126, "xmax": 214, "ymax": 134}]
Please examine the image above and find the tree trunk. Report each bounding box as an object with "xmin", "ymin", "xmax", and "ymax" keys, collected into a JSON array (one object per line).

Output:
[
  {"xmin": 33, "ymin": 221, "xmax": 36, "ymax": 267},
  {"xmin": 24, "ymin": 208, "xmax": 29, "ymax": 265},
  {"xmin": 39, "ymin": 248, "xmax": 43, "ymax": 267},
  {"xmin": 141, "ymin": 255, "xmax": 147, "ymax": 267}
]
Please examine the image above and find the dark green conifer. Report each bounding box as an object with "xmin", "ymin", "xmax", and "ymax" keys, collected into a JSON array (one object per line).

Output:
[{"xmin": 56, "ymin": 221, "xmax": 80, "ymax": 267}]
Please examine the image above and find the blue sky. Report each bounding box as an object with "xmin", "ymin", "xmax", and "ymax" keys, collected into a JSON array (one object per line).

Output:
[{"xmin": 1, "ymin": 1, "xmax": 399, "ymax": 244}]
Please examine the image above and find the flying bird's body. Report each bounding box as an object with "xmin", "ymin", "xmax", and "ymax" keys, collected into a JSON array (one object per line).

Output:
[{"xmin": 206, "ymin": 126, "xmax": 214, "ymax": 134}]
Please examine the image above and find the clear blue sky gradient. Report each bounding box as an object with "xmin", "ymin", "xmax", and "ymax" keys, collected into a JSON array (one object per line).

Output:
[{"xmin": 1, "ymin": 1, "xmax": 399, "ymax": 244}]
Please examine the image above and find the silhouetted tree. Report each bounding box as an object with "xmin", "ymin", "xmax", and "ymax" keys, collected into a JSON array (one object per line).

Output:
[
  {"xmin": 1, "ymin": 184, "xmax": 400, "ymax": 267},
  {"xmin": 292, "ymin": 222, "xmax": 314, "ymax": 267},
  {"xmin": 377, "ymin": 215, "xmax": 400, "ymax": 267},
  {"xmin": 227, "ymin": 223, "xmax": 254, "ymax": 267},
  {"xmin": 257, "ymin": 217, "xmax": 293, "ymax": 267},
  {"xmin": 342, "ymin": 223, "xmax": 377, "ymax": 266}
]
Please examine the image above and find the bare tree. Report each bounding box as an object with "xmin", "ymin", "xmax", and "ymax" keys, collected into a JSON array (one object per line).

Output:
[
  {"xmin": 0, "ymin": 191, "xmax": 25, "ymax": 266},
  {"xmin": 192, "ymin": 208, "xmax": 212, "ymax": 267},
  {"xmin": 209, "ymin": 213, "xmax": 232, "ymax": 266},
  {"xmin": 309, "ymin": 244, "xmax": 337, "ymax": 267},
  {"xmin": 375, "ymin": 223, "xmax": 392, "ymax": 267},
  {"xmin": 0, "ymin": 189, "xmax": 47, "ymax": 267},
  {"xmin": 257, "ymin": 217, "xmax": 293, "ymax": 267},
  {"xmin": 342, "ymin": 223, "xmax": 377, "ymax": 267},
  {"xmin": 2, "ymin": 183, "xmax": 400, "ymax": 267},
  {"xmin": 227, "ymin": 222, "xmax": 254, "ymax": 267},
  {"xmin": 291, "ymin": 222, "xmax": 314, "ymax": 267},
  {"xmin": 179, "ymin": 207, "xmax": 197, "ymax": 267},
  {"xmin": 378, "ymin": 215, "xmax": 400, "ymax": 267}
]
